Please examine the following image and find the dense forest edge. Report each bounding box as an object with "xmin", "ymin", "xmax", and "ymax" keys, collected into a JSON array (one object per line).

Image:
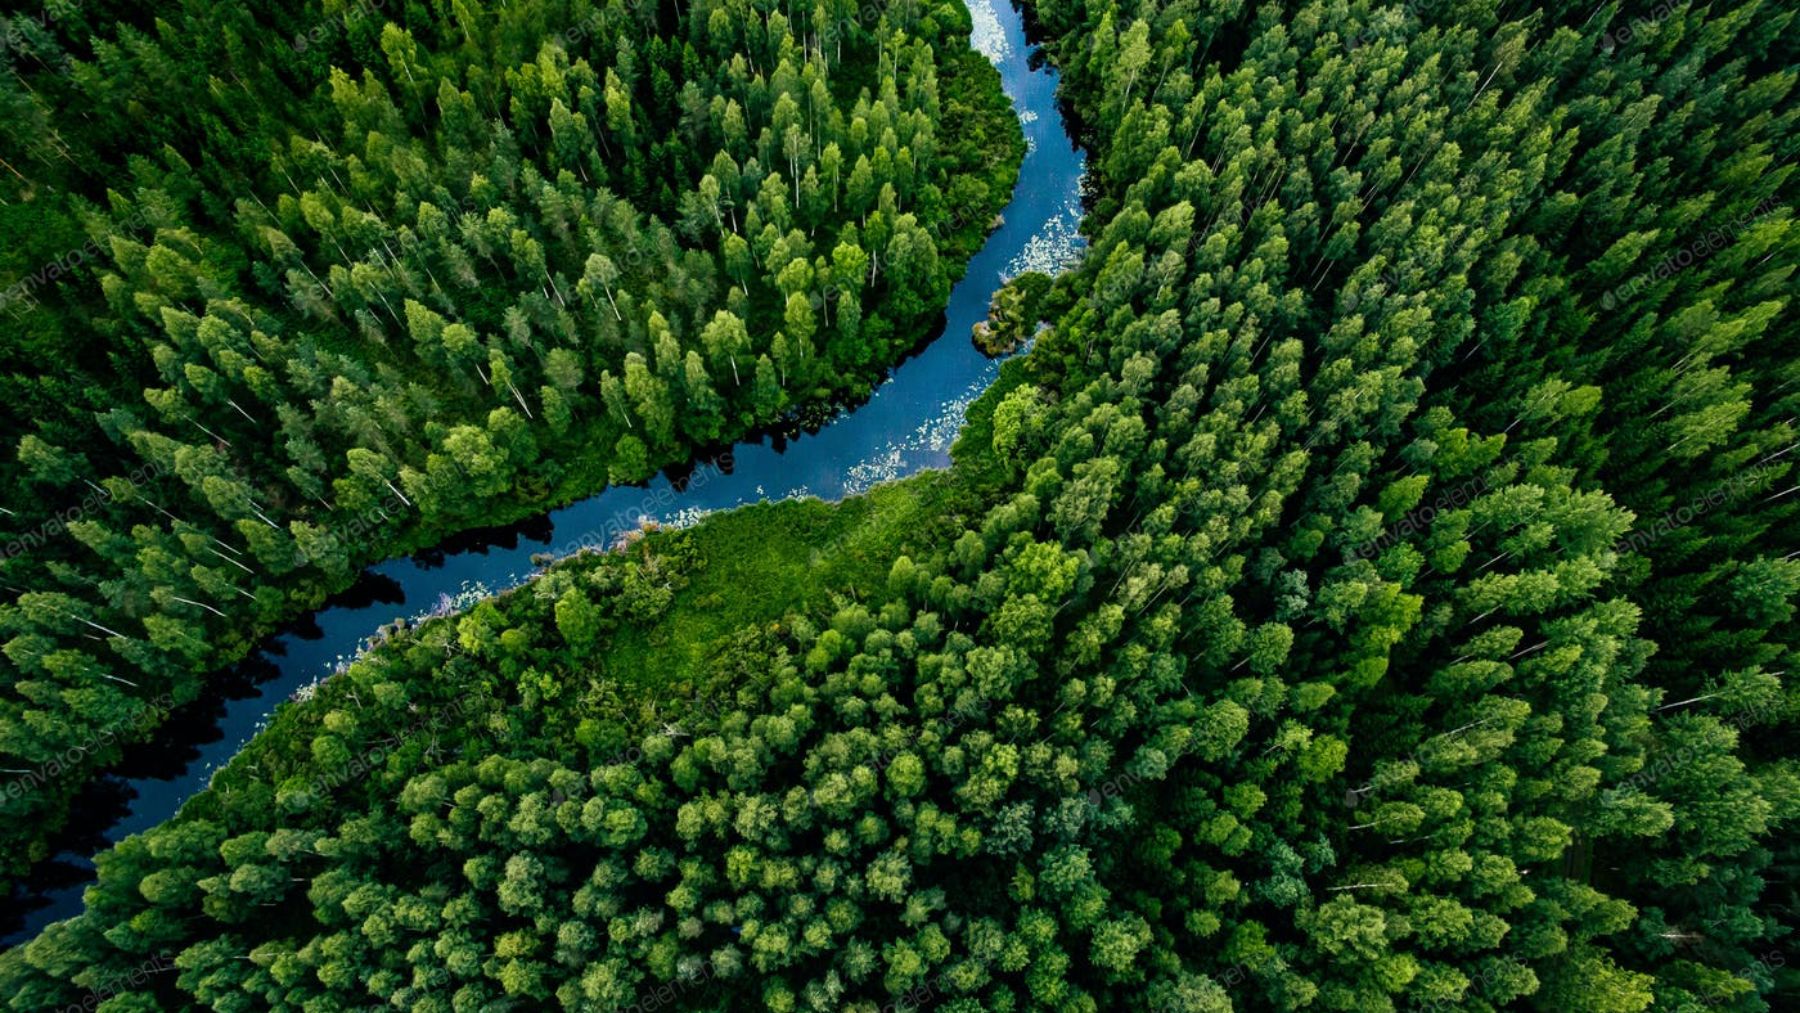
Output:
[
  {"xmin": 6, "ymin": 0, "xmax": 1800, "ymax": 1011},
  {"xmin": 0, "ymin": 0, "xmax": 1024, "ymax": 890}
]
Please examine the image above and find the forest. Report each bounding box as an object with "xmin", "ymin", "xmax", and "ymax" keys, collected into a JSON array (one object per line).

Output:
[
  {"xmin": 4, "ymin": 0, "xmax": 1800, "ymax": 1011},
  {"xmin": 0, "ymin": 0, "xmax": 1021, "ymax": 884}
]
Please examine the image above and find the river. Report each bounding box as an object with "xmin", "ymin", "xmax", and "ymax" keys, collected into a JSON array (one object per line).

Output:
[{"xmin": 1, "ymin": 0, "xmax": 1086, "ymax": 947}]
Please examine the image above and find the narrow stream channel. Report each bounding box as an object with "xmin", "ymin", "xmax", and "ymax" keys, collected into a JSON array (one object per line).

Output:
[{"xmin": 2, "ymin": 0, "xmax": 1087, "ymax": 947}]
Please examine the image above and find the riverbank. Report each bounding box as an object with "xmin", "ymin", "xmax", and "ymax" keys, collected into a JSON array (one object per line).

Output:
[
  {"xmin": 2, "ymin": 0, "xmax": 1081, "ymax": 948},
  {"xmin": 3, "ymin": 0, "xmax": 1028, "ymax": 898},
  {"xmin": 154, "ymin": 352, "xmax": 1023, "ymax": 834}
]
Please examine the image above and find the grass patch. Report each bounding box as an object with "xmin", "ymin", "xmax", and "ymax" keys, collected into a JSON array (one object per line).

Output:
[
  {"xmin": 597, "ymin": 468, "xmax": 978, "ymax": 688},
  {"xmin": 596, "ymin": 347, "xmax": 1038, "ymax": 690}
]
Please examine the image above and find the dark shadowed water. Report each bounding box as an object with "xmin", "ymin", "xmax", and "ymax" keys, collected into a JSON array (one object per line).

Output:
[{"xmin": 2, "ymin": 0, "xmax": 1086, "ymax": 947}]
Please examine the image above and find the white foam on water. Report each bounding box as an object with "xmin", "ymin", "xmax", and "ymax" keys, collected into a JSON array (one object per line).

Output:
[
  {"xmin": 838, "ymin": 372, "xmax": 996, "ymax": 497},
  {"xmin": 1004, "ymin": 195, "xmax": 1086, "ymax": 279},
  {"xmin": 968, "ymin": 0, "xmax": 1010, "ymax": 65}
]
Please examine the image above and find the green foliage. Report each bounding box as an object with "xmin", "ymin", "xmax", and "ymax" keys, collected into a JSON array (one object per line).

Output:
[
  {"xmin": 0, "ymin": 0, "xmax": 1023, "ymax": 879},
  {"xmin": 4, "ymin": 0, "xmax": 1800, "ymax": 1011}
]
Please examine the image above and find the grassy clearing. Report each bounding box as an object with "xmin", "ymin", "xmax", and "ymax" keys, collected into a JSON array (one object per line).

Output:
[
  {"xmin": 597, "ymin": 471, "xmax": 965, "ymax": 688},
  {"xmin": 593, "ymin": 353, "xmax": 1029, "ymax": 689}
]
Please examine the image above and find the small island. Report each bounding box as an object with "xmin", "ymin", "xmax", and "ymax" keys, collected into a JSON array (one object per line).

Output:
[{"xmin": 971, "ymin": 270, "xmax": 1053, "ymax": 355}]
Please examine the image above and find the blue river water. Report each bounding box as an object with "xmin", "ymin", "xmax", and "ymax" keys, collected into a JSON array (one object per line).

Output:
[{"xmin": 2, "ymin": 0, "xmax": 1086, "ymax": 946}]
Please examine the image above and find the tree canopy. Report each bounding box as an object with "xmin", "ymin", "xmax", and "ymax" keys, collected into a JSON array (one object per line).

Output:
[{"xmin": 4, "ymin": 0, "xmax": 1800, "ymax": 1011}]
